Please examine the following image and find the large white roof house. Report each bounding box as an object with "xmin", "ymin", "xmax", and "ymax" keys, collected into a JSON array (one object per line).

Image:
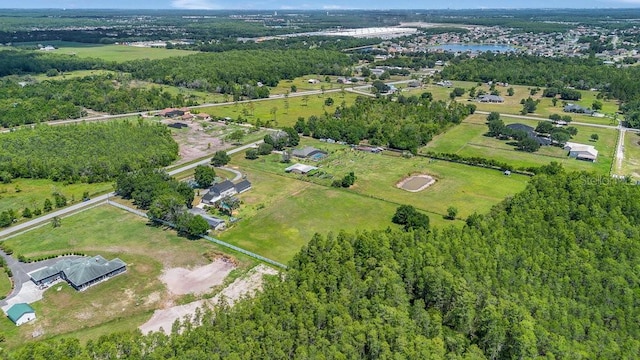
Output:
[{"xmin": 564, "ymin": 142, "xmax": 598, "ymax": 162}]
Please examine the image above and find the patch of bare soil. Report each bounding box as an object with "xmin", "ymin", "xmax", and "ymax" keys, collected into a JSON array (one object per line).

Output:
[
  {"xmin": 160, "ymin": 258, "xmax": 236, "ymax": 296},
  {"xmin": 139, "ymin": 265, "xmax": 278, "ymax": 334},
  {"xmin": 162, "ymin": 119, "xmax": 234, "ymax": 164},
  {"xmin": 396, "ymin": 174, "xmax": 436, "ymax": 192}
]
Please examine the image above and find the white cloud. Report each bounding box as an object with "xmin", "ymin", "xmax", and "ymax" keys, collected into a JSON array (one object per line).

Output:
[{"xmin": 171, "ymin": 0, "xmax": 218, "ymax": 9}]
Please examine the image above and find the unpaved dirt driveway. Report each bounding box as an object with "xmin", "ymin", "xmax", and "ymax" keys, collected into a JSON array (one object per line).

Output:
[{"xmin": 140, "ymin": 264, "xmax": 278, "ymax": 334}]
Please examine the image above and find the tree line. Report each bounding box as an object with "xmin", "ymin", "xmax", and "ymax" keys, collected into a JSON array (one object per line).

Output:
[
  {"xmin": 118, "ymin": 50, "xmax": 353, "ymax": 100},
  {"xmin": 5, "ymin": 171, "xmax": 640, "ymax": 359},
  {"xmin": 0, "ymin": 75, "xmax": 192, "ymax": 127}
]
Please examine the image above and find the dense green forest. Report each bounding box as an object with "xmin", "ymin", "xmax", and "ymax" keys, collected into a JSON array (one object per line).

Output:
[
  {"xmin": 0, "ymin": 121, "xmax": 178, "ymax": 183},
  {"xmin": 440, "ymin": 53, "xmax": 640, "ymax": 102},
  {"xmin": 119, "ymin": 50, "xmax": 353, "ymax": 99},
  {"xmin": 296, "ymin": 96, "xmax": 475, "ymax": 153},
  {"xmin": 0, "ymin": 50, "xmax": 105, "ymax": 77},
  {"xmin": 4, "ymin": 172, "xmax": 639, "ymax": 359},
  {"xmin": 0, "ymin": 75, "xmax": 190, "ymax": 127}
]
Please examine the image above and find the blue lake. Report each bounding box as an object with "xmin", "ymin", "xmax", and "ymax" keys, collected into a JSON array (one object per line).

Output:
[{"xmin": 431, "ymin": 44, "xmax": 517, "ymax": 53}]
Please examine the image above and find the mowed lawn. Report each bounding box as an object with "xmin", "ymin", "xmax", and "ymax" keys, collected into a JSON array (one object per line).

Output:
[
  {"xmin": 196, "ymin": 92, "xmax": 360, "ymax": 128},
  {"xmin": 13, "ymin": 41, "xmax": 197, "ymax": 62},
  {"xmin": 0, "ymin": 269, "xmax": 11, "ymax": 298},
  {"xmin": 0, "ymin": 204, "xmax": 255, "ymax": 349},
  {"xmin": 425, "ymin": 114, "xmax": 617, "ymax": 175},
  {"xmin": 0, "ymin": 178, "xmax": 113, "ymax": 215},
  {"xmin": 622, "ymin": 131, "xmax": 640, "ymax": 178}
]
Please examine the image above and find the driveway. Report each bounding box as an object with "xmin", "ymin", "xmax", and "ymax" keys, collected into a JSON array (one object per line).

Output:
[{"xmin": 0, "ymin": 249, "xmax": 83, "ymax": 309}]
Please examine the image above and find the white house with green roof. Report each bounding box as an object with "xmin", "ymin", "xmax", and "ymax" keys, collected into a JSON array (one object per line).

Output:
[{"xmin": 6, "ymin": 303, "xmax": 36, "ymax": 326}]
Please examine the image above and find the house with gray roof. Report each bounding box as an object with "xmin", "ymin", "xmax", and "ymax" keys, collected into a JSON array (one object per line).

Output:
[
  {"xmin": 6, "ymin": 303, "xmax": 36, "ymax": 326},
  {"xmin": 201, "ymin": 179, "xmax": 252, "ymax": 205},
  {"xmin": 478, "ymin": 94, "xmax": 504, "ymax": 103},
  {"xmin": 563, "ymin": 103, "xmax": 594, "ymax": 115},
  {"xmin": 188, "ymin": 208, "xmax": 226, "ymax": 230},
  {"xmin": 292, "ymin": 146, "xmax": 327, "ymax": 160},
  {"xmin": 30, "ymin": 255, "xmax": 127, "ymax": 291}
]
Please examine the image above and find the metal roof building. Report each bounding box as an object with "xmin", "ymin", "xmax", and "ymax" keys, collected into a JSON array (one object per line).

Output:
[{"xmin": 30, "ymin": 255, "xmax": 127, "ymax": 291}]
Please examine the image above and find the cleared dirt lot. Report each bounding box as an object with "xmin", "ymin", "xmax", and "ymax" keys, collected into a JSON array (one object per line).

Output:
[{"xmin": 140, "ymin": 264, "xmax": 278, "ymax": 334}]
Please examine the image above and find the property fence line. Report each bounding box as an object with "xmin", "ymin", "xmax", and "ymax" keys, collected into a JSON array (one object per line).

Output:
[{"xmin": 106, "ymin": 200, "xmax": 287, "ymax": 269}]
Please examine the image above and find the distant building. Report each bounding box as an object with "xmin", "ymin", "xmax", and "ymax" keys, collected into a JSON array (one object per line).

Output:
[
  {"xmin": 6, "ymin": 303, "xmax": 36, "ymax": 326},
  {"xmin": 505, "ymin": 123, "xmax": 551, "ymax": 145},
  {"xmin": 563, "ymin": 104, "xmax": 594, "ymax": 115},
  {"xmin": 478, "ymin": 94, "xmax": 504, "ymax": 103},
  {"xmin": 285, "ymin": 163, "xmax": 319, "ymax": 175},
  {"xmin": 564, "ymin": 142, "xmax": 598, "ymax": 161},
  {"xmin": 158, "ymin": 108, "xmax": 186, "ymax": 118},
  {"xmin": 307, "ymin": 79, "xmax": 320, "ymax": 84},
  {"xmin": 354, "ymin": 145, "xmax": 383, "ymax": 153},
  {"xmin": 292, "ymin": 146, "xmax": 328, "ymax": 160},
  {"xmin": 436, "ymin": 80, "xmax": 453, "ymax": 87},
  {"xmin": 196, "ymin": 113, "xmax": 211, "ymax": 121},
  {"xmin": 188, "ymin": 208, "xmax": 226, "ymax": 231},
  {"xmin": 30, "ymin": 255, "xmax": 127, "ymax": 291}
]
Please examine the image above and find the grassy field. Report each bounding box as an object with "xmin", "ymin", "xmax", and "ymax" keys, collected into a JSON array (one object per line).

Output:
[
  {"xmin": 0, "ymin": 204, "xmax": 256, "ymax": 349},
  {"xmin": 196, "ymin": 92, "xmax": 361, "ymax": 128},
  {"xmin": 424, "ymin": 114, "xmax": 617, "ymax": 175},
  {"xmin": 216, "ymin": 138, "xmax": 529, "ymax": 264},
  {"xmin": 621, "ymin": 131, "xmax": 640, "ymax": 178},
  {"xmin": 218, "ymin": 170, "xmax": 401, "ymax": 263},
  {"xmin": 0, "ymin": 178, "xmax": 113, "ymax": 215},
  {"xmin": 13, "ymin": 41, "xmax": 197, "ymax": 62},
  {"xmin": 0, "ymin": 270, "xmax": 11, "ymax": 298}
]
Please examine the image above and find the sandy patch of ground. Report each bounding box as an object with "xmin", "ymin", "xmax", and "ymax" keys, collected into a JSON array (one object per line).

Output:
[
  {"xmin": 160, "ymin": 258, "xmax": 236, "ymax": 296},
  {"xmin": 140, "ymin": 264, "xmax": 278, "ymax": 334},
  {"xmin": 396, "ymin": 174, "xmax": 436, "ymax": 192},
  {"xmin": 162, "ymin": 119, "xmax": 234, "ymax": 164}
]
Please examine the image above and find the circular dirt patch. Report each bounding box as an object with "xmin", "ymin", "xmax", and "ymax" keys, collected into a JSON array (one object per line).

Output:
[{"xmin": 397, "ymin": 175, "xmax": 436, "ymax": 192}]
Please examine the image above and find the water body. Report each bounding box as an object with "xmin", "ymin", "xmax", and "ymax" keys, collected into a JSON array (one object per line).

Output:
[{"xmin": 431, "ymin": 44, "xmax": 517, "ymax": 53}]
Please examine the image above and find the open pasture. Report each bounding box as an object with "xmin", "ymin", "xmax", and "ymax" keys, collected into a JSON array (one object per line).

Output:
[{"xmin": 424, "ymin": 114, "xmax": 616, "ymax": 174}]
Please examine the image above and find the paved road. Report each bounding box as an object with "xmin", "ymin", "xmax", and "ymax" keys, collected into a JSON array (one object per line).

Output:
[
  {"xmin": 474, "ymin": 110, "xmax": 623, "ymax": 130},
  {"xmin": 0, "ymin": 139, "xmax": 264, "ymax": 240}
]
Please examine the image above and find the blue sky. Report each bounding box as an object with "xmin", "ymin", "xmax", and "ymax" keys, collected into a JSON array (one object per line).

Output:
[{"xmin": 2, "ymin": 0, "xmax": 640, "ymax": 9}]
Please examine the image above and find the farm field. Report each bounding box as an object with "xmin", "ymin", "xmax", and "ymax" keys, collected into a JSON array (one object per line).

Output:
[
  {"xmin": 13, "ymin": 41, "xmax": 197, "ymax": 62},
  {"xmin": 424, "ymin": 114, "xmax": 617, "ymax": 174},
  {"xmin": 0, "ymin": 204, "xmax": 256, "ymax": 349},
  {"xmin": 0, "ymin": 178, "xmax": 113, "ymax": 216},
  {"xmin": 621, "ymin": 131, "xmax": 640, "ymax": 179},
  {"xmin": 223, "ymin": 138, "xmax": 529, "ymax": 255},
  {"xmin": 196, "ymin": 92, "xmax": 360, "ymax": 128}
]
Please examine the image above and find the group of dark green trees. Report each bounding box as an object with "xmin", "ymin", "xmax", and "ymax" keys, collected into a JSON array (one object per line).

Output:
[
  {"xmin": 0, "ymin": 121, "xmax": 178, "ymax": 183},
  {"xmin": 293, "ymin": 96, "xmax": 475, "ymax": 154},
  {"xmin": 6, "ymin": 172, "xmax": 640, "ymax": 359}
]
